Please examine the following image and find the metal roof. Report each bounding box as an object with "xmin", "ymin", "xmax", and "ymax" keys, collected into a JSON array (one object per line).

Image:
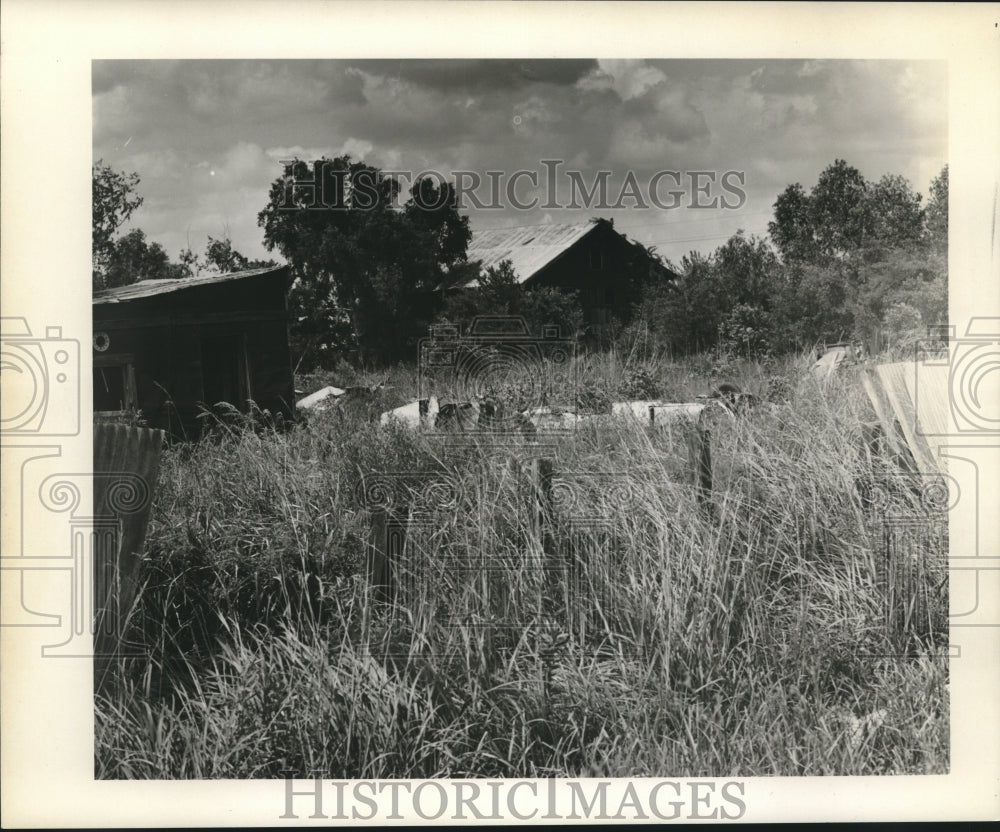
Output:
[
  {"xmin": 93, "ymin": 265, "xmax": 289, "ymax": 304},
  {"xmin": 463, "ymin": 222, "xmax": 601, "ymax": 287}
]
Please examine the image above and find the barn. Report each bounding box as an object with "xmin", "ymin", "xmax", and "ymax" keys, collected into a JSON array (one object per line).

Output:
[
  {"xmin": 462, "ymin": 218, "xmax": 676, "ymax": 331},
  {"xmin": 92, "ymin": 265, "xmax": 295, "ymax": 437}
]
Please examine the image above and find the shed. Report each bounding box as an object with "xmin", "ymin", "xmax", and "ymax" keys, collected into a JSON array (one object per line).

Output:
[
  {"xmin": 92, "ymin": 266, "xmax": 294, "ymax": 437},
  {"xmin": 462, "ymin": 218, "xmax": 676, "ymax": 330}
]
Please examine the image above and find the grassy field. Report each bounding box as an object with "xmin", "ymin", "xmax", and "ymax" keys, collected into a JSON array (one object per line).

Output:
[{"xmin": 95, "ymin": 350, "xmax": 948, "ymax": 778}]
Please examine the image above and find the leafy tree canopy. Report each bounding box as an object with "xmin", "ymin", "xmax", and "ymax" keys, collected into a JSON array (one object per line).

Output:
[
  {"xmin": 93, "ymin": 161, "xmax": 144, "ymax": 287},
  {"xmin": 767, "ymin": 159, "xmax": 928, "ymax": 265},
  {"xmin": 258, "ymin": 156, "xmax": 472, "ymax": 367},
  {"xmin": 628, "ymin": 161, "xmax": 948, "ymax": 358}
]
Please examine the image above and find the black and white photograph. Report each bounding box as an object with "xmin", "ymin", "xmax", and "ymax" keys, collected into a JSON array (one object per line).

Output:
[{"xmin": 2, "ymin": 1, "xmax": 999, "ymax": 825}]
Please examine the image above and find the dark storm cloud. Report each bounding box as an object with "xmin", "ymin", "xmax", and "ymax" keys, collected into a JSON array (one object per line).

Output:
[
  {"xmin": 92, "ymin": 59, "xmax": 947, "ymax": 266},
  {"xmin": 353, "ymin": 59, "xmax": 599, "ymax": 92}
]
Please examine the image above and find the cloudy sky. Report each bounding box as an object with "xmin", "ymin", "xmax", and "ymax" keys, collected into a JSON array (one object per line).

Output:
[{"xmin": 93, "ymin": 59, "xmax": 947, "ymax": 267}]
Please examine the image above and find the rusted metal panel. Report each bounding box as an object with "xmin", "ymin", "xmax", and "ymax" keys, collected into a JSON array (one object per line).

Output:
[{"xmin": 901, "ymin": 361, "xmax": 950, "ymax": 467}]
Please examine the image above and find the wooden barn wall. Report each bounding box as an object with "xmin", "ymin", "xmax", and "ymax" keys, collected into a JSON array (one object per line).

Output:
[{"xmin": 528, "ymin": 227, "xmax": 649, "ymax": 326}]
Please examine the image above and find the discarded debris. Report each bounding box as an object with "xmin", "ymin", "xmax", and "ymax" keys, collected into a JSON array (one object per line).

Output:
[
  {"xmin": 436, "ymin": 401, "xmax": 483, "ymax": 431},
  {"xmin": 811, "ymin": 343, "xmax": 859, "ymax": 380},
  {"xmin": 695, "ymin": 382, "xmax": 758, "ymax": 415},
  {"xmin": 379, "ymin": 396, "xmax": 439, "ymax": 428},
  {"xmin": 523, "ymin": 406, "xmax": 583, "ymax": 431},
  {"xmin": 296, "ymin": 385, "xmax": 346, "ymax": 411},
  {"xmin": 612, "ymin": 400, "xmax": 707, "ymax": 425}
]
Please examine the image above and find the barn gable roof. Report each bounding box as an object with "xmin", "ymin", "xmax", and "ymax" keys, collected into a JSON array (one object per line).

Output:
[
  {"xmin": 93, "ymin": 265, "xmax": 290, "ymax": 304},
  {"xmin": 462, "ymin": 219, "xmax": 673, "ymax": 288},
  {"xmin": 462, "ymin": 221, "xmax": 604, "ymax": 287}
]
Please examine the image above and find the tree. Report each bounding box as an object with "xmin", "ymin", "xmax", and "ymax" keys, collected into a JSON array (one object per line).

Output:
[
  {"xmin": 202, "ymin": 236, "xmax": 276, "ymax": 273},
  {"xmin": 713, "ymin": 232, "xmax": 778, "ymax": 309},
  {"xmin": 769, "ymin": 160, "xmax": 930, "ymax": 267},
  {"xmin": 176, "ymin": 236, "xmax": 277, "ymax": 277},
  {"xmin": 440, "ymin": 259, "xmax": 584, "ymax": 339},
  {"xmin": 93, "ymin": 161, "xmax": 144, "ymax": 287},
  {"xmin": 203, "ymin": 236, "xmax": 251, "ymax": 273},
  {"xmin": 764, "ymin": 160, "xmax": 945, "ymax": 353},
  {"xmin": 709, "ymin": 233, "xmax": 781, "ymax": 356},
  {"xmin": 808, "ymin": 159, "xmax": 874, "ymax": 260},
  {"xmin": 102, "ymin": 229, "xmax": 186, "ymax": 288},
  {"xmin": 629, "ymin": 251, "xmax": 725, "ymax": 355},
  {"xmin": 925, "ymin": 165, "xmax": 948, "ymax": 255},
  {"xmin": 867, "ymin": 173, "xmax": 925, "ymax": 253},
  {"xmin": 769, "ymin": 261, "xmax": 855, "ymax": 349},
  {"xmin": 718, "ymin": 303, "xmax": 774, "ymax": 358},
  {"xmin": 258, "ymin": 156, "xmax": 472, "ymax": 367},
  {"xmin": 178, "ymin": 246, "xmax": 201, "ymax": 278},
  {"xmin": 768, "ymin": 182, "xmax": 816, "ymax": 264}
]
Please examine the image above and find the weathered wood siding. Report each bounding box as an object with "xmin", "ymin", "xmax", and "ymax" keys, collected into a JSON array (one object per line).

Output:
[{"xmin": 93, "ymin": 272, "xmax": 294, "ymax": 437}]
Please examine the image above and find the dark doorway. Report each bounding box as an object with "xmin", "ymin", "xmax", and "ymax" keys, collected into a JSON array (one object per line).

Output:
[
  {"xmin": 93, "ymin": 361, "xmax": 136, "ymax": 413},
  {"xmin": 201, "ymin": 334, "xmax": 249, "ymax": 410},
  {"xmin": 94, "ymin": 366, "xmax": 126, "ymax": 411}
]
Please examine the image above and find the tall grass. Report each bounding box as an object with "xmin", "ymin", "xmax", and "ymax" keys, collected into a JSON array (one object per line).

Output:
[{"xmin": 95, "ymin": 352, "xmax": 948, "ymax": 778}]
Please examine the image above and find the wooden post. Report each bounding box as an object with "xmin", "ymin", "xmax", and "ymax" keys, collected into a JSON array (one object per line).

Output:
[
  {"xmin": 368, "ymin": 508, "xmax": 390, "ymax": 604},
  {"xmin": 528, "ymin": 457, "xmax": 560, "ymax": 625},
  {"xmin": 685, "ymin": 424, "xmax": 712, "ymax": 508},
  {"xmin": 529, "ymin": 457, "xmax": 555, "ymax": 559},
  {"xmin": 861, "ymin": 420, "xmax": 884, "ymax": 465},
  {"xmin": 368, "ymin": 508, "xmax": 408, "ymax": 605},
  {"xmin": 857, "ymin": 420, "xmax": 884, "ymax": 514}
]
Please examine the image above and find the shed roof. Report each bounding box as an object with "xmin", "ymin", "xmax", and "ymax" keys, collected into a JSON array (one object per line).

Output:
[
  {"xmin": 93, "ymin": 265, "xmax": 289, "ymax": 305},
  {"xmin": 463, "ymin": 222, "xmax": 601, "ymax": 287}
]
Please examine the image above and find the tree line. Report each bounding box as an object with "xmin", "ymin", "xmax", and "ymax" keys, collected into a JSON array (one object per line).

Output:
[
  {"xmin": 92, "ymin": 161, "xmax": 276, "ymax": 291},
  {"xmin": 631, "ymin": 160, "xmax": 948, "ymax": 358},
  {"xmin": 93, "ymin": 156, "xmax": 947, "ymax": 366}
]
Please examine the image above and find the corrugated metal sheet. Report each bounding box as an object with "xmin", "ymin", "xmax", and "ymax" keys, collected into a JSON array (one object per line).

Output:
[
  {"xmin": 93, "ymin": 265, "xmax": 289, "ymax": 304},
  {"xmin": 93, "ymin": 422, "xmax": 165, "ymax": 665},
  {"xmin": 862, "ymin": 361, "xmax": 950, "ymax": 475},
  {"xmin": 463, "ymin": 222, "xmax": 599, "ymax": 286}
]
